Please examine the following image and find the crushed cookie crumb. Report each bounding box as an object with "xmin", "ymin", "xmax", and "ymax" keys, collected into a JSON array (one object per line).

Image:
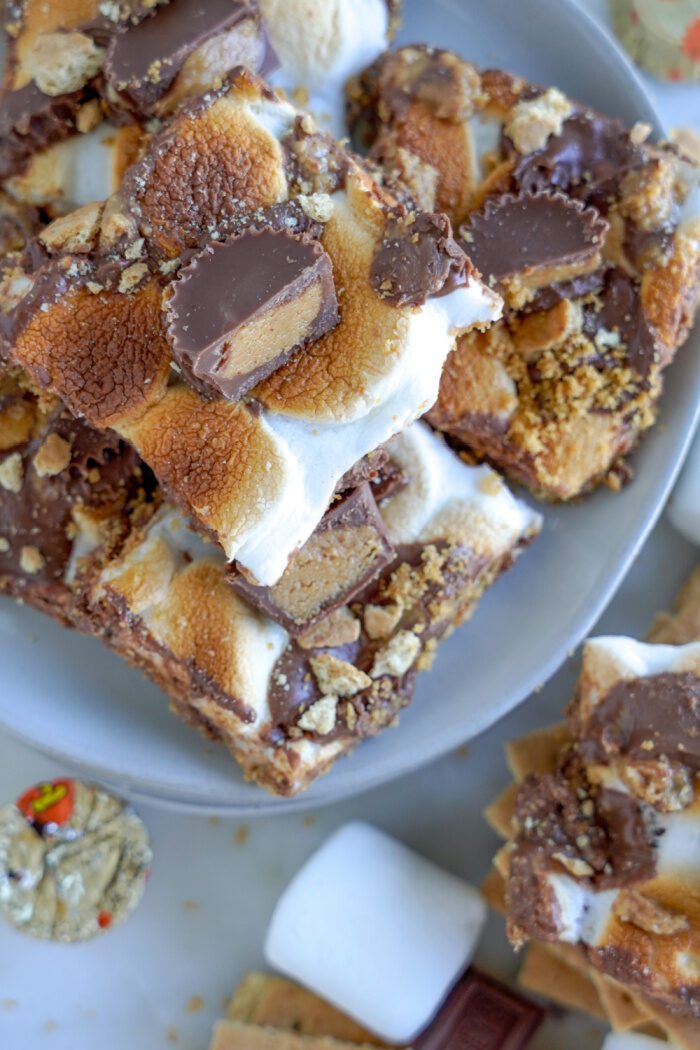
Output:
[
  {"xmin": 20, "ymin": 546, "xmax": 45, "ymax": 575},
  {"xmin": 33, "ymin": 434, "xmax": 71, "ymax": 478},
  {"xmin": 0, "ymin": 453, "xmax": 23, "ymax": 493},
  {"xmin": 298, "ymin": 696, "xmax": 338, "ymax": 736}
]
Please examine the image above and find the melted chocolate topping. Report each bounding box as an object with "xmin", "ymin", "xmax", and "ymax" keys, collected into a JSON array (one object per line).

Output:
[
  {"xmin": 0, "ymin": 394, "xmax": 143, "ymax": 584},
  {"xmin": 578, "ymin": 672, "xmax": 700, "ymax": 775},
  {"xmin": 372, "ymin": 210, "xmax": 470, "ymax": 307},
  {"xmin": 583, "ymin": 267, "xmax": 659, "ymax": 378},
  {"xmin": 511, "ymin": 111, "xmax": 646, "ymax": 213},
  {"xmin": 104, "ymin": 0, "xmax": 261, "ymax": 109},
  {"xmin": 0, "ymin": 82, "xmax": 87, "ymax": 180}
]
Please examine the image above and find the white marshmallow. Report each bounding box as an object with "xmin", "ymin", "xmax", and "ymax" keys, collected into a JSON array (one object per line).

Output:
[
  {"xmin": 262, "ymin": 0, "xmax": 391, "ymax": 136},
  {"xmin": 264, "ymin": 822, "xmax": 487, "ymax": 1044},
  {"xmin": 601, "ymin": 1034, "xmax": 680, "ymax": 1050},
  {"xmin": 234, "ymin": 276, "xmax": 502, "ymax": 584},
  {"xmin": 668, "ymin": 429, "xmax": 700, "ymax": 547},
  {"xmin": 5, "ymin": 124, "xmax": 123, "ymax": 210}
]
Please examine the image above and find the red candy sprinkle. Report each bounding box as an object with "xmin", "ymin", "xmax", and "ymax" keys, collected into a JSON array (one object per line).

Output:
[{"xmin": 16, "ymin": 780, "xmax": 74, "ymax": 829}]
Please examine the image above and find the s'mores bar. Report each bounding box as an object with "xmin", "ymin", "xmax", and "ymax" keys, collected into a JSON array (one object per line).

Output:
[
  {"xmin": 349, "ymin": 48, "xmax": 700, "ymax": 499},
  {"xmin": 0, "ymin": 334, "xmax": 539, "ymax": 793},
  {"xmin": 1, "ymin": 67, "xmax": 501, "ymax": 592},
  {"xmin": 0, "ymin": 0, "xmax": 401, "ymax": 210},
  {"xmin": 486, "ymin": 627, "xmax": 700, "ymax": 1048},
  {"xmin": 88, "ymin": 424, "xmax": 540, "ymax": 794}
]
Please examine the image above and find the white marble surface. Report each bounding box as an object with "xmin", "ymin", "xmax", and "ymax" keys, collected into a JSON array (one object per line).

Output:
[{"xmin": 1, "ymin": 3, "xmax": 699, "ymax": 1048}]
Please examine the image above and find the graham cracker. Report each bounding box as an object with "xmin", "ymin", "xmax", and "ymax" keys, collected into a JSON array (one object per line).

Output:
[
  {"xmin": 210, "ymin": 1020, "xmax": 380, "ymax": 1050},
  {"xmin": 505, "ymin": 723, "xmax": 570, "ymax": 781},
  {"xmin": 590, "ymin": 972, "xmax": 655, "ymax": 1034},
  {"xmin": 481, "ymin": 866, "xmax": 507, "ymax": 915},
  {"xmin": 518, "ymin": 942, "xmax": 607, "ymax": 1021},
  {"xmin": 485, "ymin": 782, "xmax": 519, "ymax": 839},
  {"xmin": 228, "ymin": 974, "xmax": 387, "ymax": 1046},
  {"xmin": 647, "ymin": 564, "xmax": 700, "ymax": 645}
]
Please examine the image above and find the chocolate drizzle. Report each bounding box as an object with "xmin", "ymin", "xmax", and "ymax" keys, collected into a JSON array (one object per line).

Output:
[{"xmin": 372, "ymin": 210, "xmax": 470, "ymax": 307}]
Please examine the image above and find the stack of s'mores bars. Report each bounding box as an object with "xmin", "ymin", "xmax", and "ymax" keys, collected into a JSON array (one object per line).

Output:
[
  {"xmin": 485, "ymin": 569, "xmax": 700, "ymax": 1048},
  {"xmin": 0, "ymin": 1, "xmax": 698, "ymax": 796}
]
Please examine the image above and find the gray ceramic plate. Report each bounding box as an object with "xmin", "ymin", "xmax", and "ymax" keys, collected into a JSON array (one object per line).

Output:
[{"xmin": 1, "ymin": 0, "xmax": 697, "ymax": 815}]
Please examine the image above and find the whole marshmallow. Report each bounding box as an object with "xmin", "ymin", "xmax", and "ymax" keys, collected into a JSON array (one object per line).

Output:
[
  {"xmin": 669, "ymin": 428, "xmax": 700, "ymax": 547},
  {"xmin": 602, "ymin": 1034, "xmax": 680, "ymax": 1050},
  {"xmin": 264, "ymin": 822, "xmax": 487, "ymax": 1044}
]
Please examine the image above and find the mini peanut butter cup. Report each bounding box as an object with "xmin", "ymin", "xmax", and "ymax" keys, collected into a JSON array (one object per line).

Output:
[
  {"xmin": 165, "ymin": 227, "xmax": 340, "ymax": 401},
  {"xmin": 461, "ymin": 190, "xmax": 609, "ymax": 290}
]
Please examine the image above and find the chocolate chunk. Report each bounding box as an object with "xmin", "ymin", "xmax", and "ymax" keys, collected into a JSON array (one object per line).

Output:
[
  {"xmin": 335, "ymin": 449, "xmax": 407, "ymax": 504},
  {"xmin": 414, "ymin": 968, "xmax": 545, "ymax": 1049},
  {"xmin": 461, "ymin": 192, "xmax": 608, "ymax": 289},
  {"xmin": 104, "ymin": 0, "xmax": 268, "ymax": 112},
  {"xmin": 512, "ymin": 111, "xmax": 646, "ymax": 212},
  {"xmin": 372, "ymin": 210, "xmax": 470, "ymax": 307},
  {"xmin": 577, "ymin": 671, "xmax": 700, "ymax": 775},
  {"xmin": 523, "ymin": 269, "xmax": 605, "ymax": 314},
  {"xmin": 0, "ymin": 392, "xmax": 144, "ymax": 585},
  {"xmin": 166, "ymin": 228, "xmax": 339, "ymax": 401},
  {"xmin": 229, "ymin": 481, "xmax": 395, "ymax": 635},
  {"xmin": 583, "ymin": 267, "xmax": 659, "ymax": 377},
  {"xmin": 0, "ymin": 81, "xmax": 87, "ymax": 180}
]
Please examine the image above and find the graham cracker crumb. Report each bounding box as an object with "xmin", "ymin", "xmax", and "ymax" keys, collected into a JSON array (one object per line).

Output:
[
  {"xmin": 364, "ymin": 603, "xmax": 402, "ymax": 640},
  {"xmin": 20, "ymin": 546, "xmax": 45, "ymax": 575},
  {"xmin": 0, "ymin": 453, "xmax": 23, "ymax": 492},
  {"xmin": 371, "ymin": 630, "xmax": 421, "ymax": 679},
  {"xmin": 185, "ymin": 996, "xmax": 204, "ymax": 1014},
  {"xmin": 310, "ymin": 654, "xmax": 371, "ymax": 697},
  {"xmin": 505, "ymin": 88, "xmax": 572, "ymax": 154},
  {"xmin": 119, "ymin": 263, "xmax": 149, "ymax": 294},
  {"xmin": 33, "ymin": 433, "xmax": 71, "ymax": 477},
  {"xmin": 234, "ymin": 825, "xmax": 250, "ymax": 846},
  {"xmin": 298, "ymin": 696, "xmax": 338, "ymax": 736}
]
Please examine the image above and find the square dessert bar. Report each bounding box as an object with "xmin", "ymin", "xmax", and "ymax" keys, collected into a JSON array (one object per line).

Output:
[
  {"xmin": 485, "ymin": 632, "xmax": 700, "ymax": 1049},
  {"xmin": 0, "ymin": 66, "xmax": 501, "ymax": 593},
  {"xmin": 90, "ymin": 424, "xmax": 540, "ymax": 795},
  {"xmin": 349, "ymin": 47, "xmax": 700, "ymax": 499},
  {"xmin": 0, "ymin": 367, "xmax": 540, "ymax": 794}
]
